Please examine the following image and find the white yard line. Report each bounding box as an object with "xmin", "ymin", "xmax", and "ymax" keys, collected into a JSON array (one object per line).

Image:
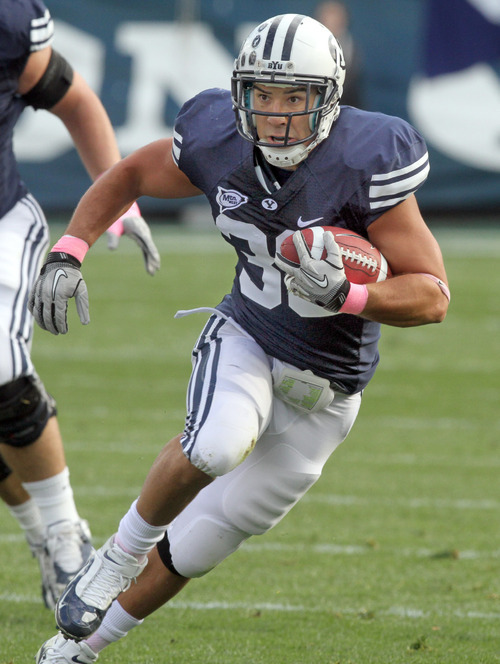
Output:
[
  {"xmin": 1, "ymin": 590, "xmax": 499, "ymax": 620},
  {"xmin": 1, "ymin": 532, "xmax": 499, "ymax": 560}
]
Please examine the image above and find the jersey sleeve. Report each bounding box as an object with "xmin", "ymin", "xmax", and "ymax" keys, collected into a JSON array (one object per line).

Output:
[
  {"xmin": 27, "ymin": 0, "xmax": 54, "ymax": 52},
  {"xmin": 344, "ymin": 112, "xmax": 430, "ymax": 229},
  {"xmin": 0, "ymin": 0, "xmax": 53, "ymax": 62},
  {"xmin": 172, "ymin": 88, "xmax": 239, "ymax": 192},
  {"xmin": 367, "ymin": 121, "xmax": 429, "ymax": 215}
]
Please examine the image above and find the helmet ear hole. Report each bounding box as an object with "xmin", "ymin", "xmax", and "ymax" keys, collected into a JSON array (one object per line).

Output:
[
  {"xmin": 241, "ymin": 84, "xmax": 257, "ymax": 139},
  {"xmin": 243, "ymin": 86, "xmax": 252, "ymax": 109}
]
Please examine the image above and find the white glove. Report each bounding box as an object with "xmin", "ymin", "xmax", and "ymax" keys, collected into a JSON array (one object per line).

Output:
[
  {"xmin": 275, "ymin": 230, "xmax": 351, "ymax": 312},
  {"xmin": 28, "ymin": 253, "xmax": 89, "ymax": 335},
  {"xmin": 106, "ymin": 202, "xmax": 160, "ymax": 276}
]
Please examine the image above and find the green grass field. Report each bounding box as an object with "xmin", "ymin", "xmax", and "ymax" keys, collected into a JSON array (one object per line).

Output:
[{"xmin": 1, "ymin": 222, "xmax": 499, "ymax": 663}]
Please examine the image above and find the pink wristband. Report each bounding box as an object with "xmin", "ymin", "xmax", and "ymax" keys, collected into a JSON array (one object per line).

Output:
[
  {"xmin": 124, "ymin": 201, "xmax": 141, "ymax": 218},
  {"xmin": 104, "ymin": 202, "xmax": 142, "ymax": 237},
  {"xmin": 339, "ymin": 283, "xmax": 369, "ymax": 315},
  {"xmin": 51, "ymin": 235, "xmax": 89, "ymax": 264}
]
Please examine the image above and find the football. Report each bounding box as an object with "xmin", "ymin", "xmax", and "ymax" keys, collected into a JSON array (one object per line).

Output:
[{"xmin": 278, "ymin": 226, "xmax": 392, "ymax": 284}]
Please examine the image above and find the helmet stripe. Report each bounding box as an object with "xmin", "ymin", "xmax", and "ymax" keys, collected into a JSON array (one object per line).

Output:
[
  {"xmin": 262, "ymin": 15, "xmax": 284, "ymax": 60},
  {"xmin": 281, "ymin": 14, "xmax": 305, "ymax": 60}
]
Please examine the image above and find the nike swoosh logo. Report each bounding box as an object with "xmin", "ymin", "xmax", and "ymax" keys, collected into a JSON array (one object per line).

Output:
[
  {"xmin": 52, "ymin": 268, "xmax": 68, "ymax": 299},
  {"xmin": 297, "ymin": 216, "xmax": 324, "ymax": 228},
  {"xmin": 72, "ymin": 656, "xmax": 90, "ymax": 664},
  {"xmin": 302, "ymin": 269, "xmax": 328, "ymax": 288}
]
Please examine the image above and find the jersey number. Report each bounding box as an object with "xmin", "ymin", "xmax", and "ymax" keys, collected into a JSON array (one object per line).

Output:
[{"xmin": 216, "ymin": 215, "xmax": 332, "ymax": 318}]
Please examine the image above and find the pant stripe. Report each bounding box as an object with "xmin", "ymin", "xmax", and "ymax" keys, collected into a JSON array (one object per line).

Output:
[{"xmin": 181, "ymin": 315, "xmax": 226, "ymax": 459}]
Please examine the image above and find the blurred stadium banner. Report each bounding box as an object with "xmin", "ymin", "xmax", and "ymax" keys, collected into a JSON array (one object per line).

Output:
[
  {"xmin": 15, "ymin": 0, "xmax": 500, "ymax": 216},
  {"xmin": 407, "ymin": 0, "xmax": 500, "ymax": 213}
]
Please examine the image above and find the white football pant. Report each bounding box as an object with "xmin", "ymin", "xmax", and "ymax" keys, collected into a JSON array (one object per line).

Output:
[
  {"xmin": 169, "ymin": 313, "xmax": 362, "ymax": 577},
  {"xmin": 0, "ymin": 195, "xmax": 48, "ymax": 385}
]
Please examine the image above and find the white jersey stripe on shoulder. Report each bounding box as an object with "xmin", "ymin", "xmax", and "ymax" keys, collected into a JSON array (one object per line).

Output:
[
  {"xmin": 172, "ymin": 144, "xmax": 180, "ymax": 165},
  {"xmin": 369, "ymin": 194, "xmax": 410, "ymax": 211},
  {"xmin": 31, "ymin": 9, "xmax": 51, "ymax": 28},
  {"xmin": 30, "ymin": 10, "xmax": 54, "ymax": 52},
  {"xmin": 172, "ymin": 130, "xmax": 183, "ymax": 165},
  {"xmin": 369, "ymin": 161, "xmax": 430, "ymax": 199},
  {"xmin": 371, "ymin": 152, "xmax": 429, "ymax": 182}
]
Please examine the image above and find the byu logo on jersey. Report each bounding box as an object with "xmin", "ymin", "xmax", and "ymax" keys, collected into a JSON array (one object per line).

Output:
[
  {"xmin": 262, "ymin": 198, "xmax": 278, "ymax": 210},
  {"xmin": 216, "ymin": 187, "xmax": 249, "ymax": 214}
]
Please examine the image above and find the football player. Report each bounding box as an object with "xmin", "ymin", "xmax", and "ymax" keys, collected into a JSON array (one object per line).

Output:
[
  {"xmin": 0, "ymin": 0, "xmax": 160, "ymax": 610},
  {"xmin": 32, "ymin": 13, "xmax": 449, "ymax": 663}
]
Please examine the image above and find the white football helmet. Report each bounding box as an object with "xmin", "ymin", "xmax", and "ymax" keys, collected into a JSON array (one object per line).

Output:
[{"xmin": 231, "ymin": 14, "xmax": 346, "ymax": 168}]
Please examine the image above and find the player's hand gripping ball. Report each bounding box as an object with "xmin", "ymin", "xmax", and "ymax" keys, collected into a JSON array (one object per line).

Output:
[{"xmin": 278, "ymin": 226, "xmax": 391, "ymax": 284}]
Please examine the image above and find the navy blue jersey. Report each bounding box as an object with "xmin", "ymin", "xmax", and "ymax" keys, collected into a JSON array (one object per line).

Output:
[
  {"xmin": 0, "ymin": 0, "xmax": 53, "ymax": 218},
  {"xmin": 173, "ymin": 89, "xmax": 429, "ymax": 394}
]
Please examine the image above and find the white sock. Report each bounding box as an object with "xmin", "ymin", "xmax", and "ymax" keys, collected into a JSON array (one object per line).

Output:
[
  {"xmin": 22, "ymin": 467, "xmax": 79, "ymax": 528},
  {"xmin": 116, "ymin": 499, "xmax": 167, "ymax": 557},
  {"xmin": 7, "ymin": 498, "xmax": 44, "ymax": 545},
  {"xmin": 86, "ymin": 600, "xmax": 143, "ymax": 652}
]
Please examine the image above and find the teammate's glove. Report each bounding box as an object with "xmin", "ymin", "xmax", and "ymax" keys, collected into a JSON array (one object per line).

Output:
[
  {"xmin": 28, "ymin": 253, "xmax": 89, "ymax": 335},
  {"xmin": 106, "ymin": 202, "xmax": 161, "ymax": 275},
  {"xmin": 275, "ymin": 230, "xmax": 351, "ymax": 312}
]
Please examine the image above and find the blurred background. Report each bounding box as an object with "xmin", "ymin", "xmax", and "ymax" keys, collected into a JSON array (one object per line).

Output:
[{"xmin": 15, "ymin": 0, "xmax": 500, "ymax": 223}]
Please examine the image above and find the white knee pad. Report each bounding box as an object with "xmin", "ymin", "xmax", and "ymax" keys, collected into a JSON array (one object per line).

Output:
[
  {"xmin": 186, "ymin": 395, "xmax": 260, "ymax": 477},
  {"xmin": 222, "ymin": 443, "xmax": 321, "ymax": 535},
  {"xmin": 169, "ymin": 390, "xmax": 361, "ymax": 578},
  {"xmin": 168, "ymin": 442, "xmax": 322, "ymax": 577},
  {"xmin": 167, "ymin": 515, "xmax": 248, "ymax": 578}
]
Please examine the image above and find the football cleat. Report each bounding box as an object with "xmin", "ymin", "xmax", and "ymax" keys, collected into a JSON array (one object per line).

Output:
[
  {"xmin": 56, "ymin": 535, "xmax": 147, "ymax": 640},
  {"xmin": 35, "ymin": 633, "xmax": 98, "ymax": 664},
  {"xmin": 27, "ymin": 537, "xmax": 57, "ymax": 610},
  {"xmin": 45, "ymin": 519, "xmax": 94, "ymax": 603}
]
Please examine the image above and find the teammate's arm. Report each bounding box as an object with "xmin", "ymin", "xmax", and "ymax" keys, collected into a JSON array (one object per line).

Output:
[
  {"xmin": 19, "ymin": 45, "xmax": 161, "ymax": 273},
  {"xmin": 47, "ymin": 70, "xmax": 123, "ymax": 179},
  {"xmin": 18, "ymin": 46, "xmax": 121, "ymax": 178}
]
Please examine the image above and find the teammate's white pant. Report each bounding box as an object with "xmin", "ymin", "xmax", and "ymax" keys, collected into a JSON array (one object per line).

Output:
[
  {"xmin": 0, "ymin": 195, "xmax": 48, "ymax": 385},
  {"xmin": 170, "ymin": 313, "xmax": 362, "ymax": 578}
]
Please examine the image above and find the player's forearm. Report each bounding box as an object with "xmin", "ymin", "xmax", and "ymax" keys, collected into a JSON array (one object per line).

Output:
[
  {"xmin": 65, "ymin": 163, "xmax": 139, "ymax": 247},
  {"xmin": 361, "ymin": 273, "xmax": 449, "ymax": 327}
]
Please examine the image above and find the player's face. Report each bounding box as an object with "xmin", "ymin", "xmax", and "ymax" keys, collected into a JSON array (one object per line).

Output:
[{"xmin": 251, "ymin": 83, "xmax": 315, "ymax": 154}]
